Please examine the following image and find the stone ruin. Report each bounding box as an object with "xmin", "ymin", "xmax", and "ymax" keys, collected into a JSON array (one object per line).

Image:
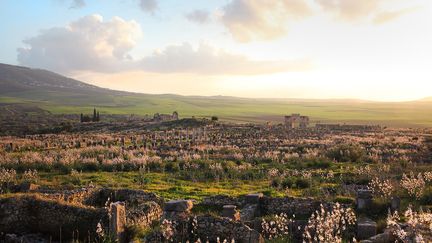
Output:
[
  {"xmin": 163, "ymin": 199, "xmax": 194, "ymax": 221},
  {"xmin": 0, "ymin": 187, "xmax": 163, "ymax": 242},
  {"xmin": 0, "ymin": 187, "xmax": 411, "ymax": 243},
  {"xmin": 284, "ymin": 113, "xmax": 310, "ymax": 129},
  {"xmin": 356, "ymin": 189, "xmax": 373, "ymax": 210}
]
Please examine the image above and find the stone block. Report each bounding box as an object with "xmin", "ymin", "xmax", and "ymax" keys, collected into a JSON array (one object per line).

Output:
[
  {"xmin": 357, "ymin": 197, "xmax": 373, "ymax": 210},
  {"xmin": 357, "ymin": 218, "xmax": 377, "ymax": 240},
  {"xmin": 241, "ymin": 204, "xmax": 259, "ymax": 221},
  {"xmin": 246, "ymin": 193, "xmax": 263, "ymax": 204},
  {"xmin": 19, "ymin": 182, "xmax": 39, "ymax": 192},
  {"xmin": 164, "ymin": 199, "xmax": 193, "ymax": 212},
  {"xmin": 222, "ymin": 205, "xmax": 240, "ymax": 221},
  {"xmin": 391, "ymin": 197, "xmax": 400, "ymax": 212},
  {"xmin": 110, "ymin": 202, "xmax": 127, "ymax": 243},
  {"xmin": 357, "ymin": 189, "xmax": 373, "ymax": 210},
  {"xmin": 357, "ymin": 189, "xmax": 373, "ymax": 199}
]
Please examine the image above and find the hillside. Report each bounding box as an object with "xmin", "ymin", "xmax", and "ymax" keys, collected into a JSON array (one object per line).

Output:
[{"xmin": 1, "ymin": 63, "xmax": 432, "ymax": 127}]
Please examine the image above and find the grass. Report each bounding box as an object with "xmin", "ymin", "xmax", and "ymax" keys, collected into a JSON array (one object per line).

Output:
[
  {"xmin": 5, "ymin": 94, "xmax": 432, "ymax": 127},
  {"xmin": 2, "ymin": 90, "xmax": 432, "ymax": 127},
  {"xmin": 38, "ymin": 171, "xmax": 282, "ymax": 201}
]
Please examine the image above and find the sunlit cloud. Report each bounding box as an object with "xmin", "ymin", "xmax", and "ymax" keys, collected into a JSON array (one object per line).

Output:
[
  {"xmin": 18, "ymin": 14, "xmax": 142, "ymax": 73},
  {"xmin": 17, "ymin": 15, "xmax": 309, "ymax": 76},
  {"xmin": 220, "ymin": 0, "xmax": 312, "ymax": 42},
  {"xmin": 140, "ymin": 42, "xmax": 312, "ymax": 75},
  {"xmin": 315, "ymin": 0, "xmax": 383, "ymax": 21},
  {"xmin": 373, "ymin": 7, "xmax": 420, "ymax": 24}
]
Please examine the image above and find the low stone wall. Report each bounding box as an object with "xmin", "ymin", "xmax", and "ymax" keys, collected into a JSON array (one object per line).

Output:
[
  {"xmin": 128, "ymin": 201, "xmax": 163, "ymax": 228},
  {"xmin": 92, "ymin": 188, "xmax": 164, "ymax": 228},
  {"xmin": 41, "ymin": 187, "xmax": 164, "ymax": 229},
  {"xmin": 42, "ymin": 186, "xmax": 99, "ymax": 205},
  {"xmin": 0, "ymin": 195, "xmax": 108, "ymax": 241},
  {"xmin": 261, "ymin": 196, "xmax": 325, "ymax": 218},
  {"xmin": 194, "ymin": 215, "xmax": 263, "ymax": 243},
  {"xmin": 201, "ymin": 195, "xmax": 242, "ymax": 208},
  {"xmin": 87, "ymin": 188, "xmax": 164, "ymax": 207}
]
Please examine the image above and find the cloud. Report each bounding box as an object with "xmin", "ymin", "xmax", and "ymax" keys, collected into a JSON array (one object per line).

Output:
[
  {"xmin": 18, "ymin": 14, "xmax": 142, "ymax": 73},
  {"xmin": 315, "ymin": 0, "xmax": 382, "ymax": 21},
  {"xmin": 220, "ymin": 0, "xmax": 312, "ymax": 42},
  {"xmin": 17, "ymin": 15, "xmax": 309, "ymax": 76},
  {"xmin": 140, "ymin": 42, "xmax": 312, "ymax": 75},
  {"xmin": 69, "ymin": 0, "xmax": 85, "ymax": 9},
  {"xmin": 314, "ymin": 0, "xmax": 418, "ymax": 23},
  {"xmin": 139, "ymin": 0, "xmax": 158, "ymax": 14},
  {"xmin": 373, "ymin": 7, "xmax": 419, "ymax": 24},
  {"xmin": 185, "ymin": 10, "xmax": 211, "ymax": 24}
]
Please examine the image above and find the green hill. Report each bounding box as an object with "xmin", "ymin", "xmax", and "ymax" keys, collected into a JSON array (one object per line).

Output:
[{"xmin": 1, "ymin": 63, "xmax": 432, "ymax": 127}]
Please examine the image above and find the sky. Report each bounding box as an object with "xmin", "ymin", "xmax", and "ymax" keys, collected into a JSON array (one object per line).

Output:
[{"xmin": 0, "ymin": 0, "xmax": 431, "ymax": 101}]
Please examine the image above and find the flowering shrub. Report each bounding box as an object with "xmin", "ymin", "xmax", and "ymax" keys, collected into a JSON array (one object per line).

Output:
[
  {"xmin": 400, "ymin": 172, "xmax": 426, "ymax": 199},
  {"xmin": 161, "ymin": 219, "xmax": 176, "ymax": 241},
  {"xmin": 387, "ymin": 206, "xmax": 432, "ymax": 242},
  {"xmin": 0, "ymin": 167, "xmax": 16, "ymax": 193},
  {"xmin": 368, "ymin": 177, "xmax": 393, "ymax": 199},
  {"xmin": 22, "ymin": 169, "xmax": 39, "ymax": 183},
  {"xmin": 261, "ymin": 213, "xmax": 292, "ymax": 240},
  {"xmin": 303, "ymin": 203, "xmax": 356, "ymax": 243}
]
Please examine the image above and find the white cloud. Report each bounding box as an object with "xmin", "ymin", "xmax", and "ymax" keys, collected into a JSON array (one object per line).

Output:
[
  {"xmin": 185, "ymin": 10, "xmax": 211, "ymax": 24},
  {"xmin": 18, "ymin": 14, "xmax": 142, "ymax": 73}
]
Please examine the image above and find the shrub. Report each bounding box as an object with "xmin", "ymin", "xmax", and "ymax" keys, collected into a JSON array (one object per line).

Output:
[
  {"xmin": 333, "ymin": 196, "xmax": 354, "ymax": 205},
  {"xmin": 295, "ymin": 178, "xmax": 310, "ymax": 189},
  {"xmin": 282, "ymin": 178, "xmax": 295, "ymax": 189},
  {"xmin": 326, "ymin": 144, "xmax": 365, "ymax": 163},
  {"xmin": 271, "ymin": 178, "xmax": 281, "ymax": 188}
]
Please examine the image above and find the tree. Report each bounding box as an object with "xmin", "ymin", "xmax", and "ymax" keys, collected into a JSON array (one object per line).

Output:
[{"xmin": 92, "ymin": 108, "xmax": 97, "ymax": 122}]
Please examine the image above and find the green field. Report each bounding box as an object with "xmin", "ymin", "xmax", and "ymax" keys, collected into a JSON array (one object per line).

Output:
[
  {"xmin": 1, "ymin": 63, "xmax": 431, "ymax": 127},
  {"xmin": 2, "ymin": 91, "xmax": 432, "ymax": 127}
]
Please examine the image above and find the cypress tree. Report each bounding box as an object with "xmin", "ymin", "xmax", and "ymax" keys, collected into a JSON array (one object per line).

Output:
[{"xmin": 93, "ymin": 108, "xmax": 97, "ymax": 122}]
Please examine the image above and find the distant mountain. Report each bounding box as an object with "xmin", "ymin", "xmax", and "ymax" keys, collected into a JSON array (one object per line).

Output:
[
  {"xmin": 0, "ymin": 63, "xmax": 124, "ymax": 95},
  {"xmin": 417, "ymin": 97, "xmax": 432, "ymax": 102},
  {"xmin": 1, "ymin": 63, "xmax": 432, "ymax": 127}
]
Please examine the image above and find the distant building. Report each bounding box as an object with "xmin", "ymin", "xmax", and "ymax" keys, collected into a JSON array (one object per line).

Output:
[
  {"xmin": 284, "ymin": 113, "xmax": 309, "ymax": 128},
  {"xmin": 153, "ymin": 111, "xmax": 179, "ymax": 122}
]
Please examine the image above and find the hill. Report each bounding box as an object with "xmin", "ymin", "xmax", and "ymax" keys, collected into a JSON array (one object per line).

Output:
[{"xmin": 1, "ymin": 63, "xmax": 432, "ymax": 127}]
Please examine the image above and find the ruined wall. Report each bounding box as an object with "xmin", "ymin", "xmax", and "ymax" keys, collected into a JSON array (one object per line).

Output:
[
  {"xmin": 0, "ymin": 195, "xmax": 108, "ymax": 241},
  {"xmin": 260, "ymin": 196, "xmax": 325, "ymax": 218},
  {"xmin": 193, "ymin": 215, "xmax": 263, "ymax": 243},
  {"xmin": 43, "ymin": 187, "xmax": 164, "ymax": 229},
  {"xmin": 201, "ymin": 195, "xmax": 242, "ymax": 208}
]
